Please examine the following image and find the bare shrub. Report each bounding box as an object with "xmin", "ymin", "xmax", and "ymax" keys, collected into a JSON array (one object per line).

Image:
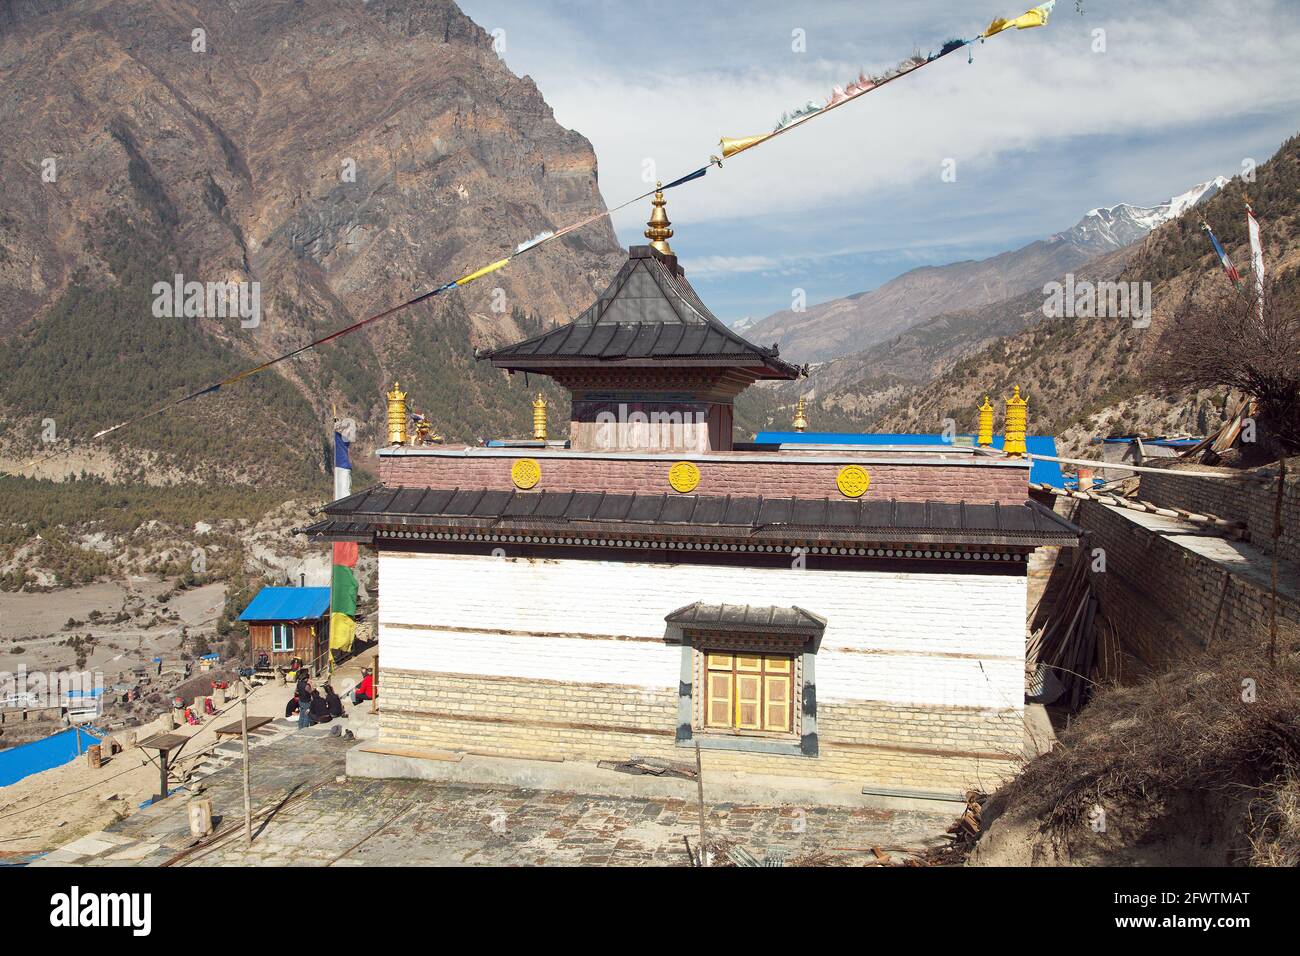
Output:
[
  {"xmin": 992, "ymin": 645, "xmax": 1300, "ymax": 864},
  {"xmin": 1149, "ymin": 278, "xmax": 1300, "ymax": 452}
]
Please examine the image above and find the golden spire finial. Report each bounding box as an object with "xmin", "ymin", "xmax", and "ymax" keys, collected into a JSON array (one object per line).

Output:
[
  {"xmin": 1004, "ymin": 385, "xmax": 1028, "ymax": 457},
  {"xmin": 645, "ymin": 182, "xmax": 675, "ymax": 256},
  {"xmin": 386, "ymin": 381, "xmax": 408, "ymax": 445},
  {"xmin": 532, "ymin": 391, "xmax": 548, "ymax": 442},
  {"xmin": 977, "ymin": 395, "xmax": 994, "ymax": 447},
  {"xmin": 792, "ymin": 396, "xmax": 809, "ymax": 433}
]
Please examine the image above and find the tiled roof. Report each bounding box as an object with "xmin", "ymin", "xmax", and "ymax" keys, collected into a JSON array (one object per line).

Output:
[
  {"xmin": 481, "ymin": 247, "xmax": 799, "ymax": 379},
  {"xmin": 665, "ymin": 603, "xmax": 827, "ymax": 635},
  {"xmin": 301, "ymin": 486, "xmax": 1080, "ymax": 548}
]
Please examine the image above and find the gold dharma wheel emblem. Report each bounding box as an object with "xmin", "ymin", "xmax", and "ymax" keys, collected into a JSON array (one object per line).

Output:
[
  {"xmin": 836, "ymin": 465, "xmax": 871, "ymax": 498},
  {"xmin": 511, "ymin": 458, "xmax": 541, "ymax": 490},
  {"xmin": 668, "ymin": 461, "xmax": 701, "ymax": 494}
]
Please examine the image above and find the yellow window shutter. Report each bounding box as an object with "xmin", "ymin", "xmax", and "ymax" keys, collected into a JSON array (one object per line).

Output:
[
  {"xmin": 764, "ymin": 656, "xmax": 792, "ymax": 674},
  {"xmin": 763, "ymin": 675, "xmax": 792, "ymax": 732},
  {"xmin": 706, "ymin": 672, "xmax": 733, "ymax": 728},
  {"xmin": 735, "ymin": 674, "xmax": 762, "ymax": 729}
]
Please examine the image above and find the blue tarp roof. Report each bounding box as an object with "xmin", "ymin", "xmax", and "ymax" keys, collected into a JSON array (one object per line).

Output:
[
  {"xmin": 753, "ymin": 432, "xmax": 1065, "ymax": 488},
  {"xmin": 0, "ymin": 726, "xmax": 104, "ymax": 788},
  {"xmin": 238, "ymin": 587, "xmax": 330, "ymax": 623}
]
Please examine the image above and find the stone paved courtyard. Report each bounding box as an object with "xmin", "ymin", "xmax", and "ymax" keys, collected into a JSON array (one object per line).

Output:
[{"xmin": 38, "ymin": 731, "xmax": 957, "ymax": 867}]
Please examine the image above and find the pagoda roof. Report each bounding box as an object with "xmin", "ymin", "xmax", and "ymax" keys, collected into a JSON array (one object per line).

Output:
[{"xmin": 480, "ymin": 246, "xmax": 800, "ymax": 380}]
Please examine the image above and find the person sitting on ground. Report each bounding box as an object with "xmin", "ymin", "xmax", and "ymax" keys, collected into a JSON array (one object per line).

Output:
[
  {"xmin": 324, "ymin": 683, "xmax": 345, "ymax": 720},
  {"xmin": 352, "ymin": 669, "xmax": 374, "ymax": 704},
  {"xmin": 309, "ymin": 689, "xmax": 332, "ymax": 724},
  {"xmin": 296, "ymin": 685, "xmax": 312, "ymax": 729},
  {"xmin": 285, "ymin": 694, "xmax": 300, "ymax": 719}
]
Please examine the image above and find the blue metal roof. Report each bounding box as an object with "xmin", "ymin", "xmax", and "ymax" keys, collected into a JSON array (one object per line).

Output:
[
  {"xmin": 753, "ymin": 432, "xmax": 1065, "ymax": 488},
  {"xmin": 238, "ymin": 587, "xmax": 330, "ymax": 622}
]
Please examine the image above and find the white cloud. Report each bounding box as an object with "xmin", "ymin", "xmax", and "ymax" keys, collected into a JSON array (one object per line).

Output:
[
  {"xmin": 466, "ymin": 0, "xmax": 1300, "ymax": 224},
  {"xmin": 459, "ymin": 0, "xmax": 1300, "ymax": 311}
]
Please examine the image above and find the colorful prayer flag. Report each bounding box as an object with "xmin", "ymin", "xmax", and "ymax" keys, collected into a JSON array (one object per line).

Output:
[
  {"xmin": 331, "ymin": 564, "xmax": 358, "ymax": 617},
  {"xmin": 985, "ymin": 0, "xmax": 1056, "ymax": 37},
  {"xmin": 332, "ymin": 541, "xmax": 358, "ymax": 567},
  {"xmin": 720, "ymin": 134, "xmax": 772, "ymax": 158},
  {"xmin": 1247, "ymin": 203, "xmax": 1265, "ymax": 320},
  {"xmin": 333, "ymin": 427, "xmax": 352, "ymax": 501},
  {"xmin": 1203, "ymin": 222, "xmax": 1240, "ymax": 287},
  {"xmin": 328, "ymin": 612, "xmax": 356, "ymax": 653}
]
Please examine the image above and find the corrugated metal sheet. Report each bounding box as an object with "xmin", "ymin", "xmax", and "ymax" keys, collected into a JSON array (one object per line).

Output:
[{"xmin": 237, "ymin": 587, "xmax": 330, "ymax": 622}]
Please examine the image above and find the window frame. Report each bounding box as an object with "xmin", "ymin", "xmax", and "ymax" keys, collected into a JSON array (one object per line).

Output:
[
  {"xmin": 271, "ymin": 623, "xmax": 294, "ymax": 652},
  {"xmin": 701, "ymin": 650, "xmax": 798, "ymax": 739}
]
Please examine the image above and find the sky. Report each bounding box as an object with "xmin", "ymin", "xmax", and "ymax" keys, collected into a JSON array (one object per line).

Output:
[{"xmin": 458, "ymin": 0, "xmax": 1300, "ymax": 325}]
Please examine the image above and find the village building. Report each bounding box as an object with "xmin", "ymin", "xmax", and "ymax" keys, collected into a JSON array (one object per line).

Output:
[
  {"xmin": 304, "ymin": 191, "xmax": 1081, "ymax": 797},
  {"xmin": 238, "ymin": 587, "xmax": 331, "ymax": 670}
]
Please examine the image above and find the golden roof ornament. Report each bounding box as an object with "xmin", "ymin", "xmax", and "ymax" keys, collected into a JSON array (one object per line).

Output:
[
  {"xmin": 386, "ymin": 381, "xmax": 408, "ymax": 446},
  {"xmin": 645, "ymin": 183, "xmax": 675, "ymax": 256},
  {"xmin": 793, "ymin": 397, "xmax": 809, "ymax": 432},
  {"xmin": 532, "ymin": 392, "xmax": 548, "ymax": 442},
  {"xmin": 977, "ymin": 395, "xmax": 994, "ymax": 447},
  {"xmin": 1004, "ymin": 385, "xmax": 1028, "ymax": 457}
]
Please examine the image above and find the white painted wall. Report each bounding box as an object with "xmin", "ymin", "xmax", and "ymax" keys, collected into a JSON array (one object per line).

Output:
[{"xmin": 378, "ymin": 550, "xmax": 1026, "ymax": 710}]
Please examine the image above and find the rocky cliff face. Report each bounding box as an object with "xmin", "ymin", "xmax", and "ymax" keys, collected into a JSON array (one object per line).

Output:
[{"xmin": 0, "ymin": 0, "xmax": 623, "ymax": 484}]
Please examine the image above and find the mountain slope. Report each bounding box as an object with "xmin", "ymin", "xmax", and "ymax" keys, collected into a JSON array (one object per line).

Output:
[
  {"xmin": 0, "ymin": 0, "xmax": 623, "ymax": 486},
  {"xmin": 862, "ymin": 137, "xmax": 1299, "ymax": 454},
  {"xmin": 748, "ymin": 177, "xmax": 1227, "ymax": 364}
]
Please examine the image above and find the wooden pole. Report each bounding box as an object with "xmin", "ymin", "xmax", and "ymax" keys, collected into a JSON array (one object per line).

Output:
[
  {"xmin": 241, "ymin": 679, "xmax": 252, "ymax": 846},
  {"xmin": 694, "ymin": 741, "xmax": 708, "ymax": 867}
]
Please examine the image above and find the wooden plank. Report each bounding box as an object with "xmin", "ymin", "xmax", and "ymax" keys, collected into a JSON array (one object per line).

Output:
[
  {"xmin": 214, "ymin": 714, "xmax": 273, "ymax": 737},
  {"xmin": 356, "ymin": 743, "xmax": 464, "ymax": 763}
]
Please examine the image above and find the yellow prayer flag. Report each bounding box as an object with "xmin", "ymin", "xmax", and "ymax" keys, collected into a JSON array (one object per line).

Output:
[
  {"xmin": 720, "ymin": 134, "xmax": 771, "ymax": 159},
  {"xmin": 984, "ymin": 1, "xmax": 1054, "ymax": 37},
  {"xmin": 455, "ymin": 257, "xmax": 510, "ymax": 286},
  {"xmin": 329, "ymin": 611, "xmax": 356, "ymax": 653}
]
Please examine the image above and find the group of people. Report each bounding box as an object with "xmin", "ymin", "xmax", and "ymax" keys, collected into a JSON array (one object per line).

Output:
[{"xmin": 285, "ymin": 671, "xmax": 346, "ymax": 729}]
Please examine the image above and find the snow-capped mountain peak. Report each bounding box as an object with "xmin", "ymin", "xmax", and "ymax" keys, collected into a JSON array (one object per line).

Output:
[{"xmin": 1055, "ymin": 175, "xmax": 1229, "ymax": 251}]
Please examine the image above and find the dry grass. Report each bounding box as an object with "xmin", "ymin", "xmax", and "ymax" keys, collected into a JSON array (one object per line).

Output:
[
  {"xmin": 1245, "ymin": 773, "xmax": 1300, "ymax": 866},
  {"xmin": 992, "ymin": 645, "xmax": 1300, "ymax": 864}
]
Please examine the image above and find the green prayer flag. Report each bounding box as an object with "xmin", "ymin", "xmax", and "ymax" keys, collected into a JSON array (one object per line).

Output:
[{"xmin": 331, "ymin": 564, "xmax": 357, "ymax": 617}]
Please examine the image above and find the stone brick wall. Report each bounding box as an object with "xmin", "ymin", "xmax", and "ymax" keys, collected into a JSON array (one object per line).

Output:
[
  {"xmin": 379, "ymin": 669, "xmax": 1024, "ymax": 792},
  {"xmin": 378, "ymin": 448, "xmax": 1030, "ymax": 504},
  {"xmin": 1077, "ymin": 499, "xmax": 1300, "ymax": 676},
  {"xmin": 1138, "ymin": 463, "xmax": 1300, "ymax": 564}
]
